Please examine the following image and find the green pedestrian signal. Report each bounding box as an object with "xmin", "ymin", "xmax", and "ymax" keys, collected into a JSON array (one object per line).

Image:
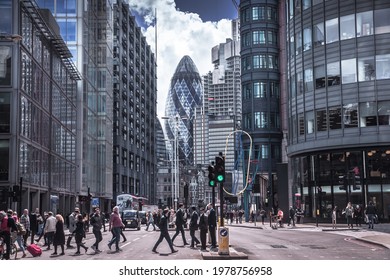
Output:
[
  {"xmin": 215, "ymin": 153, "xmax": 225, "ymax": 183},
  {"xmin": 208, "ymin": 163, "xmax": 216, "ymax": 187}
]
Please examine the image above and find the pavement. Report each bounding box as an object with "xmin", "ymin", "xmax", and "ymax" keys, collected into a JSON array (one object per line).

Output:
[{"xmin": 226, "ymin": 220, "xmax": 390, "ymax": 250}]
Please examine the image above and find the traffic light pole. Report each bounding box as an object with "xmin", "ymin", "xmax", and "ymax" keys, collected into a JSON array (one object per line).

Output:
[{"xmin": 219, "ymin": 182, "xmax": 224, "ymax": 227}]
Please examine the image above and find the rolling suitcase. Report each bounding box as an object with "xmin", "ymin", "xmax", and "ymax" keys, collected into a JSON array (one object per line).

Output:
[{"xmin": 27, "ymin": 244, "xmax": 42, "ymax": 257}]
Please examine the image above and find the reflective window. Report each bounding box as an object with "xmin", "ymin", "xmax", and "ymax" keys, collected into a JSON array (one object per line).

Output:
[
  {"xmin": 327, "ymin": 62, "xmax": 340, "ymax": 86},
  {"xmin": 253, "ymin": 82, "xmax": 267, "ymax": 98},
  {"xmin": 329, "ymin": 107, "xmax": 342, "ymax": 130},
  {"xmin": 255, "ymin": 112, "xmax": 268, "ymax": 128},
  {"xmin": 0, "ymin": 92, "xmax": 10, "ymax": 133},
  {"xmin": 356, "ymin": 11, "xmax": 373, "ymax": 37},
  {"xmin": 267, "ymin": 7, "xmax": 277, "ymax": 21},
  {"xmin": 270, "ymin": 112, "xmax": 280, "ymax": 129},
  {"xmin": 304, "ymin": 68, "xmax": 313, "ymax": 92},
  {"xmin": 289, "ymin": 35, "xmax": 295, "ymax": 58},
  {"xmin": 297, "ymin": 71, "xmax": 303, "ymax": 95},
  {"xmin": 299, "ymin": 113, "xmax": 305, "ymax": 135},
  {"xmin": 267, "ymin": 31, "xmax": 277, "ymax": 45},
  {"xmin": 378, "ymin": 101, "xmax": 390, "ymax": 126},
  {"xmin": 243, "ymin": 113, "xmax": 252, "ymax": 130},
  {"xmin": 296, "ymin": 31, "xmax": 302, "ymax": 55},
  {"xmin": 341, "ymin": 58, "xmax": 357, "ymax": 84},
  {"xmin": 303, "ymin": 0, "xmax": 311, "ymax": 10},
  {"xmin": 313, "ymin": 22, "xmax": 325, "ymax": 47},
  {"xmin": 253, "ymin": 30, "xmax": 266, "ymax": 45},
  {"xmin": 340, "ymin": 14, "xmax": 355, "ymax": 40},
  {"xmin": 268, "ymin": 55, "xmax": 278, "ymax": 69},
  {"xmin": 315, "ymin": 65, "xmax": 325, "ymax": 89},
  {"xmin": 270, "ymin": 82, "xmax": 280, "ymax": 98},
  {"xmin": 290, "ymin": 74, "xmax": 296, "ymax": 97},
  {"xmin": 376, "ymin": 54, "xmax": 390, "ymax": 80},
  {"xmin": 358, "ymin": 56, "xmax": 375, "ymax": 82},
  {"xmin": 242, "ymin": 56, "xmax": 251, "ymax": 71},
  {"xmin": 0, "ymin": 46, "xmax": 12, "ymax": 86},
  {"xmin": 360, "ymin": 102, "xmax": 377, "ymax": 127},
  {"xmin": 343, "ymin": 103, "xmax": 358, "ymax": 128},
  {"xmin": 252, "ymin": 6, "xmax": 266, "ymax": 20},
  {"xmin": 242, "ymin": 32, "xmax": 251, "ymax": 47},
  {"xmin": 0, "ymin": 0, "xmax": 12, "ymax": 34},
  {"xmin": 306, "ymin": 111, "xmax": 315, "ymax": 134},
  {"xmin": 303, "ymin": 28, "xmax": 312, "ymax": 51},
  {"xmin": 242, "ymin": 83, "xmax": 251, "ymax": 99},
  {"xmin": 261, "ymin": 144, "xmax": 269, "ymax": 159},
  {"xmin": 316, "ymin": 109, "xmax": 327, "ymax": 131},
  {"xmin": 326, "ymin": 18, "xmax": 339, "ymax": 43},
  {"xmin": 374, "ymin": 8, "xmax": 390, "ymax": 35}
]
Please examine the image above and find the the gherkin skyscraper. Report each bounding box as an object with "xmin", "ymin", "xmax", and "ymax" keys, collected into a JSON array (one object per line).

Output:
[{"xmin": 165, "ymin": 55, "xmax": 203, "ymax": 166}]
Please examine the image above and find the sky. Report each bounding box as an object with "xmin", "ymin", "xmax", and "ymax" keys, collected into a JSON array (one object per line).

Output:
[{"xmin": 128, "ymin": 0, "xmax": 239, "ymax": 120}]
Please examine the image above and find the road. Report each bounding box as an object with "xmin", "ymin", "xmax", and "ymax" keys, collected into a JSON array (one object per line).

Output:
[{"xmin": 18, "ymin": 224, "xmax": 389, "ymax": 260}]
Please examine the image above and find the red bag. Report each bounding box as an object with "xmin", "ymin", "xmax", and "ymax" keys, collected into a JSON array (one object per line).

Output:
[{"xmin": 27, "ymin": 244, "xmax": 42, "ymax": 257}]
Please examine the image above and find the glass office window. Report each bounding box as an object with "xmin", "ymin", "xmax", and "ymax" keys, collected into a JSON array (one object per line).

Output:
[
  {"xmin": 242, "ymin": 56, "xmax": 251, "ymax": 71},
  {"xmin": 358, "ymin": 56, "xmax": 375, "ymax": 82},
  {"xmin": 253, "ymin": 30, "xmax": 266, "ymax": 45},
  {"xmin": 299, "ymin": 113, "xmax": 305, "ymax": 135},
  {"xmin": 374, "ymin": 8, "xmax": 390, "ymax": 34},
  {"xmin": 306, "ymin": 111, "xmax": 315, "ymax": 134},
  {"xmin": 253, "ymin": 55, "xmax": 260, "ymax": 69},
  {"xmin": 254, "ymin": 112, "xmax": 268, "ymax": 128},
  {"xmin": 268, "ymin": 31, "xmax": 277, "ymax": 45},
  {"xmin": 297, "ymin": 71, "xmax": 304, "ymax": 95},
  {"xmin": 268, "ymin": 55, "xmax": 278, "ymax": 69},
  {"xmin": 327, "ymin": 61, "xmax": 340, "ymax": 86},
  {"xmin": 360, "ymin": 102, "xmax": 377, "ymax": 127},
  {"xmin": 253, "ymin": 82, "xmax": 267, "ymax": 98},
  {"xmin": 329, "ymin": 107, "xmax": 342, "ymax": 130},
  {"xmin": 242, "ymin": 32, "xmax": 251, "ymax": 47},
  {"xmin": 343, "ymin": 103, "xmax": 358, "ymax": 128},
  {"xmin": 290, "ymin": 35, "xmax": 295, "ymax": 58},
  {"xmin": 267, "ymin": 7, "xmax": 277, "ymax": 21},
  {"xmin": 376, "ymin": 54, "xmax": 390, "ymax": 80},
  {"xmin": 315, "ymin": 65, "xmax": 326, "ymax": 89},
  {"xmin": 243, "ymin": 113, "xmax": 252, "ymax": 130},
  {"xmin": 290, "ymin": 74, "xmax": 296, "ymax": 97},
  {"xmin": 378, "ymin": 101, "xmax": 390, "ymax": 125},
  {"xmin": 340, "ymin": 14, "xmax": 355, "ymax": 40},
  {"xmin": 243, "ymin": 83, "xmax": 251, "ymax": 99},
  {"xmin": 326, "ymin": 18, "xmax": 339, "ymax": 43},
  {"xmin": 261, "ymin": 144, "xmax": 269, "ymax": 159},
  {"xmin": 296, "ymin": 31, "xmax": 302, "ymax": 55},
  {"xmin": 0, "ymin": 46, "xmax": 12, "ymax": 86},
  {"xmin": 305, "ymin": 68, "xmax": 314, "ymax": 92},
  {"xmin": 270, "ymin": 82, "xmax": 280, "ymax": 98},
  {"xmin": 303, "ymin": 28, "xmax": 312, "ymax": 51},
  {"xmin": 0, "ymin": 0, "xmax": 12, "ymax": 35},
  {"xmin": 270, "ymin": 112, "xmax": 280, "ymax": 129},
  {"xmin": 252, "ymin": 6, "xmax": 266, "ymax": 20},
  {"xmin": 341, "ymin": 58, "xmax": 357, "ymax": 84},
  {"xmin": 316, "ymin": 109, "xmax": 328, "ymax": 131},
  {"xmin": 313, "ymin": 22, "xmax": 325, "ymax": 46},
  {"xmin": 303, "ymin": 0, "xmax": 311, "ymax": 10},
  {"xmin": 0, "ymin": 92, "xmax": 10, "ymax": 133},
  {"xmin": 356, "ymin": 11, "xmax": 373, "ymax": 37}
]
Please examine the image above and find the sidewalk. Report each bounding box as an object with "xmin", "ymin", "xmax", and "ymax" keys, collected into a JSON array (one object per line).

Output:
[{"xmin": 226, "ymin": 221, "xmax": 390, "ymax": 249}]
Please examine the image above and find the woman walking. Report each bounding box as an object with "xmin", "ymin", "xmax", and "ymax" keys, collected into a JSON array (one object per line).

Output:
[
  {"xmin": 73, "ymin": 214, "xmax": 88, "ymax": 255},
  {"xmin": 108, "ymin": 206, "xmax": 125, "ymax": 252},
  {"xmin": 52, "ymin": 214, "xmax": 65, "ymax": 256}
]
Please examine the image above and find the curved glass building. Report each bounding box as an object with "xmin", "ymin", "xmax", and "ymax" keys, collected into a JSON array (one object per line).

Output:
[
  {"xmin": 165, "ymin": 55, "xmax": 203, "ymax": 166},
  {"xmin": 287, "ymin": 0, "xmax": 390, "ymax": 221}
]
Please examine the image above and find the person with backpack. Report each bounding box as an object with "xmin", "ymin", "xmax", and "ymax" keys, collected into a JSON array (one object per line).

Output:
[
  {"xmin": 73, "ymin": 214, "xmax": 88, "ymax": 255},
  {"xmin": 14, "ymin": 215, "xmax": 27, "ymax": 258}
]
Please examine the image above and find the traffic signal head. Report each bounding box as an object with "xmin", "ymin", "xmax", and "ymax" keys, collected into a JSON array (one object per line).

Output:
[
  {"xmin": 208, "ymin": 164, "xmax": 216, "ymax": 187},
  {"xmin": 215, "ymin": 155, "xmax": 225, "ymax": 182}
]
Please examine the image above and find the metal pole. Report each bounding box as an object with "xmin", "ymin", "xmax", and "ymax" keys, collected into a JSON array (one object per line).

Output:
[{"xmin": 220, "ymin": 182, "xmax": 224, "ymax": 227}]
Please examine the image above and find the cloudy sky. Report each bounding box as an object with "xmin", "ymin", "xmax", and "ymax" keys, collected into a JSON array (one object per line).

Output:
[{"xmin": 128, "ymin": 0, "xmax": 239, "ymax": 119}]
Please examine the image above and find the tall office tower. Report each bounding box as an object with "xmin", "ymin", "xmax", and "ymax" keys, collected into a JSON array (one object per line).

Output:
[
  {"xmin": 287, "ymin": 0, "xmax": 390, "ymax": 220},
  {"xmin": 0, "ymin": 1, "xmax": 81, "ymax": 213},
  {"xmin": 36, "ymin": 0, "xmax": 114, "ymax": 213},
  {"xmin": 112, "ymin": 1, "xmax": 157, "ymax": 204},
  {"xmin": 239, "ymin": 0, "xmax": 283, "ymax": 209},
  {"xmin": 164, "ymin": 55, "xmax": 203, "ymax": 167}
]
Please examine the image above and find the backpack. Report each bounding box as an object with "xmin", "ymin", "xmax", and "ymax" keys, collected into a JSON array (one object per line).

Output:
[{"xmin": 16, "ymin": 222, "xmax": 26, "ymax": 236}]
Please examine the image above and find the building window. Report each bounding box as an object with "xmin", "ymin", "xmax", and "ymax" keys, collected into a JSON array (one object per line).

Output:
[
  {"xmin": 341, "ymin": 58, "xmax": 357, "ymax": 84},
  {"xmin": 268, "ymin": 55, "xmax": 278, "ymax": 69},
  {"xmin": 374, "ymin": 8, "xmax": 390, "ymax": 35},
  {"xmin": 253, "ymin": 30, "xmax": 266, "ymax": 45},
  {"xmin": 243, "ymin": 113, "xmax": 252, "ymax": 130},
  {"xmin": 253, "ymin": 82, "xmax": 267, "ymax": 98},
  {"xmin": 313, "ymin": 22, "xmax": 325, "ymax": 47},
  {"xmin": 297, "ymin": 71, "xmax": 303, "ymax": 95},
  {"xmin": 243, "ymin": 83, "xmax": 251, "ymax": 99},
  {"xmin": 261, "ymin": 144, "xmax": 268, "ymax": 159},
  {"xmin": 315, "ymin": 65, "xmax": 325, "ymax": 89},
  {"xmin": 358, "ymin": 56, "xmax": 375, "ymax": 82},
  {"xmin": 268, "ymin": 30, "xmax": 277, "ymax": 45},
  {"xmin": 296, "ymin": 31, "xmax": 302, "ymax": 55},
  {"xmin": 378, "ymin": 101, "xmax": 390, "ymax": 125},
  {"xmin": 357, "ymin": 11, "xmax": 373, "ymax": 37},
  {"xmin": 340, "ymin": 14, "xmax": 355, "ymax": 40},
  {"xmin": 0, "ymin": 46, "xmax": 12, "ymax": 86},
  {"xmin": 242, "ymin": 56, "xmax": 251, "ymax": 71},
  {"xmin": 343, "ymin": 103, "xmax": 358, "ymax": 128},
  {"xmin": 360, "ymin": 102, "xmax": 377, "ymax": 127},
  {"xmin": 299, "ymin": 113, "xmax": 305, "ymax": 135},
  {"xmin": 376, "ymin": 54, "xmax": 390, "ymax": 80},
  {"xmin": 270, "ymin": 112, "xmax": 280, "ymax": 129},
  {"xmin": 290, "ymin": 74, "xmax": 296, "ymax": 97},
  {"xmin": 289, "ymin": 36, "xmax": 295, "ymax": 58},
  {"xmin": 303, "ymin": 0, "xmax": 311, "ymax": 10},
  {"xmin": 326, "ymin": 18, "xmax": 339, "ymax": 43},
  {"xmin": 303, "ymin": 28, "xmax": 312, "ymax": 51},
  {"xmin": 306, "ymin": 111, "xmax": 314, "ymax": 134},
  {"xmin": 304, "ymin": 68, "xmax": 313, "ymax": 92},
  {"xmin": 242, "ymin": 32, "xmax": 251, "ymax": 47},
  {"xmin": 316, "ymin": 109, "xmax": 327, "ymax": 131},
  {"xmin": 329, "ymin": 107, "xmax": 342, "ymax": 130},
  {"xmin": 255, "ymin": 112, "xmax": 268, "ymax": 128},
  {"xmin": 252, "ymin": 6, "xmax": 266, "ymax": 21},
  {"xmin": 122, "ymin": 148, "xmax": 127, "ymax": 167},
  {"xmin": 0, "ymin": 92, "xmax": 10, "ymax": 133},
  {"xmin": 327, "ymin": 62, "xmax": 340, "ymax": 86},
  {"xmin": 270, "ymin": 82, "xmax": 280, "ymax": 98},
  {"xmin": 114, "ymin": 146, "xmax": 119, "ymax": 164}
]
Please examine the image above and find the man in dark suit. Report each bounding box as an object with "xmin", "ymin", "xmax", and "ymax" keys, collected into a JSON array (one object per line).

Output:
[
  {"xmin": 207, "ymin": 203, "xmax": 217, "ymax": 248},
  {"xmin": 171, "ymin": 203, "xmax": 189, "ymax": 246},
  {"xmin": 198, "ymin": 207, "xmax": 208, "ymax": 251},
  {"xmin": 152, "ymin": 208, "xmax": 177, "ymax": 254},
  {"xmin": 189, "ymin": 206, "xmax": 200, "ymax": 248}
]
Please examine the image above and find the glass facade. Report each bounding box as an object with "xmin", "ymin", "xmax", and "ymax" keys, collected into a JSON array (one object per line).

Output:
[
  {"xmin": 165, "ymin": 56, "xmax": 203, "ymax": 166},
  {"xmin": 287, "ymin": 0, "xmax": 390, "ymax": 221}
]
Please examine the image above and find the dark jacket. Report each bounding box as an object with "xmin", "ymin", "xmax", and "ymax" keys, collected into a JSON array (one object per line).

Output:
[
  {"xmin": 175, "ymin": 208, "xmax": 185, "ymax": 226},
  {"xmin": 158, "ymin": 214, "xmax": 169, "ymax": 233},
  {"xmin": 90, "ymin": 213, "xmax": 103, "ymax": 231},
  {"xmin": 189, "ymin": 211, "xmax": 199, "ymax": 230},
  {"xmin": 199, "ymin": 213, "xmax": 208, "ymax": 231},
  {"xmin": 53, "ymin": 220, "xmax": 65, "ymax": 246},
  {"xmin": 208, "ymin": 208, "xmax": 216, "ymax": 227},
  {"xmin": 73, "ymin": 221, "xmax": 86, "ymax": 238},
  {"xmin": 366, "ymin": 204, "xmax": 376, "ymax": 215}
]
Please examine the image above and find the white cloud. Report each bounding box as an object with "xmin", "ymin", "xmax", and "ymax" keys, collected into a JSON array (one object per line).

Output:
[{"xmin": 128, "ymin": 0, "xmax": 232, "ymax": 119}]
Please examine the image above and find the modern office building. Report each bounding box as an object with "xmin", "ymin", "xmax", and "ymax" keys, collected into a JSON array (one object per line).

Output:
[
  {"xmin": 112, "ymin": 0, "xmax": 157, "ymax": 204},
  {"xmin": 164, "ymin": 55, "xmax": 203, "ymax": 167},
  {"xmin": 239, "ymin": 0, "xmax": 285, "ymax": 210},
  {"xmin": 36, "ymin": 0, "xmax": 114, "ymax": 213},
  {"xmin": 286, "ymin": 0, "xmax": 390, "ymax": 221},
  {"xmin": 0, "ymin": 0, "xmax": 81, "ymax": 213}
]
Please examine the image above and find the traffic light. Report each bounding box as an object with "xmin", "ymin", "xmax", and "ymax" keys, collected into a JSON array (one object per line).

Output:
[
  {"xmin": 215, "ymin": 153, "xmax": 225, "ymax": 183},
  {"xmin": 338, "ymin": 175, "xmax": 347, "ymax": 190},
  {"xmin": 353, "ymin": 175, "xmax": 361, "ymax": 190},
  {"xmin": 208, "ymin": 163, "xmax": 216, "ymax": 187}
]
